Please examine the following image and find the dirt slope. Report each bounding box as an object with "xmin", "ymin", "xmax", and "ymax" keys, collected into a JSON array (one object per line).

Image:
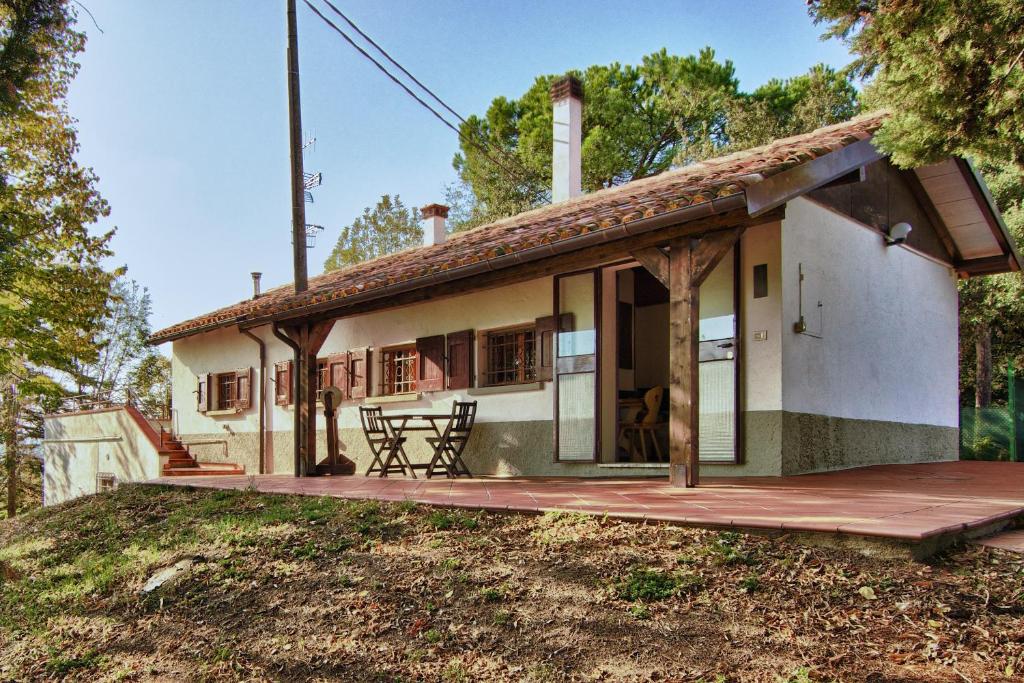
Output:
[{"xmin": 0, "ymin": 485, "xmax": 1021, "ymax": 682}]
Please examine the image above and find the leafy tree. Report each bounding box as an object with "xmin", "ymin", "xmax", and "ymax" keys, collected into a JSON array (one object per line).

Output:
[
  {"xmin": 0, "ymin": 0, "xmax": 67, "ymax": 114},
  {"xmin": 127, "ymin": 351, "xmax": 171, "ymax": 419},
  {"xmin": 710, "ymin": 64, "xmax": 860, "ymax": 156},
  {"xmin": 323, "ymin": 194, "xmax": 422, "ymax": 271},
  {"xmin": 69, "ymin": 277, "xmax": 153, "ymax": 403},
  {"xmin": 453, "ymin": 51, "xmax": 859, "ymax": 226},
  {"xmin": 808, "ymin": 0, "xmax": 1024, "ymax": 169},
  {"xmin": 0, "ymin": 0, "xmax": 115, "ymax": 515},
  {"xmin": 958, "ymin": 162, "xmax": 1024, "ymax": 406},
  {"xmin": 453, "ymin": 48, "xmax": 739, "ymax": 224}
]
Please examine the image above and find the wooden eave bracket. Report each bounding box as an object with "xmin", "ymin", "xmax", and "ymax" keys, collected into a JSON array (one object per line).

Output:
[
  {"xmin": 745, "ymin": 138, "xmax": 884, "ymax": 217},
  {"xmin": 630, "ymin": 247, "xmax": 670, "ymax": 288}
]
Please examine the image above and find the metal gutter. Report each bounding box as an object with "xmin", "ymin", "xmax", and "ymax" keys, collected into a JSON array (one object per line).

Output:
[{"xmin": 240, "ymin": 327, "xmax": 267, "ymax": 474}]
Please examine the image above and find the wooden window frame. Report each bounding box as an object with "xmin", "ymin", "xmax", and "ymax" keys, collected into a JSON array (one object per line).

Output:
[
  {"xmin": 478, "ymin": 322, "xmax": 539, "ymax": 388},
  {"xmin": 380, "ymin": 344, "xmax": 419, "ymax": 396},
  {"xmin": 215, "ymin": 372, "xmax": 238, "ymax": 411}
]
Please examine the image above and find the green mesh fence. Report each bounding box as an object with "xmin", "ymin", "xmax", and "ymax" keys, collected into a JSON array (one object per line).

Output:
[{"xmin": 960, "ymin": 362, "xmax": 1024, "ymax": 461}]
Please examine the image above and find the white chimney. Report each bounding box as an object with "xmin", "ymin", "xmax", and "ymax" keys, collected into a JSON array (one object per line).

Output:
[
  {"xmin": 420, "ymin": 203, "xmax": 449, "ymax": 247},
  {"xmin": 251, "ymin": 272, "xmax": 262, "ymax": 299},
  {"xmin": 550, "ymin": 75, "xmax": 583, "ymax": 203}
]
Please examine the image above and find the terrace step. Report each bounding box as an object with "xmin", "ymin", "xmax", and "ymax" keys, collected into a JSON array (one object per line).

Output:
[{"xmin": 162, "ymin": 462, "xmax": 245, "ymax": 477}]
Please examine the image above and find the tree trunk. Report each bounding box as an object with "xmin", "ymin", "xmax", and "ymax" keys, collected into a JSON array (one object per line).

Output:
[
  {"xmin": 1, "ymin": 382, "xmax": 17, "ymax": 518},
  {"xmin": 976, "ymin": 322, "xmax": 992, "ymax": 408}
]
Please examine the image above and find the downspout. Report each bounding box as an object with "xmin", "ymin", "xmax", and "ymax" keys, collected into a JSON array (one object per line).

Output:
[
  {"xmin": 272, "ymin": 322, "xmax": 302, "ymax": 477},
  {"xmin": 239, "ymin": 328, "xmax": 266, "ymax": 474}
]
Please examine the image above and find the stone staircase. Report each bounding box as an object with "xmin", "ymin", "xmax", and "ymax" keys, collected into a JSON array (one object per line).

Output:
[
  {"xmin": 123, "ymin": 405, "xmax": 243, "ymax": 477},
  {"xmin": 159, "ymin": 431, "xmax": 244, "ymax": 476}
]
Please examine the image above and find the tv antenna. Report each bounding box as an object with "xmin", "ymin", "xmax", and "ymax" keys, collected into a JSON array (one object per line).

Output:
[{"xmin": 299, "ymin": 130, "xmax": 324, "ymax": 244}]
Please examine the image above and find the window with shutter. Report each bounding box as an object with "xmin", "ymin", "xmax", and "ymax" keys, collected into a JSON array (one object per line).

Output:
[
  {"xmin": 446, "ymin": 330, "xmax": 473, "ymax": 390},
  {"xmin": 274, "ymin": 361, "xmax": 293, "ymax": 405},
  {"xmin": 328, "ymin": 352, "xmax": 349, "ymax": 400},
  {"xmin": 197, "ymin": 374, "xmax": 210, "ymax": 412},
  {"xmin": 416, "ymin": 335, "xmax": 445, "ymax": 392},
  {"xmin": 534, "ymin": 316, "xmax": 556, "ymax": 382},
  {"xmin": 349, "ymin": 348, "xmax": 370, "ymax": 399},
  {"xmin": 235, "ymin": 367, "xmax": 252, "ymax": 410}
]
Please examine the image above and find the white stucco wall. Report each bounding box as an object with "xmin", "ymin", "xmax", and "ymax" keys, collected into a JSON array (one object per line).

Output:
[
  {"xmin": 780, "ymin": 197, "xmax": 959, "ymax": 427},
  {"xmin": 43, "ymin": 409, "xmax": 162, "ymax": 506},
  {"xmin": 740, "ymin": 221, "xmax": 783, "ymax": 413}
]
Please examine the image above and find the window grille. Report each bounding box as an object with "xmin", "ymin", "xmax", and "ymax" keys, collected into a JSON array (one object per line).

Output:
[
  {"xmin": 216, "ymin": 373, "xmax": 237, "ymax": 410},
  {"xmin": 484, "ymin": 327, "xmax": 536, "ymax": 386},
  {"xmin": 96, "ymin": 473, "xmax": 116, "ymax": 493},
  {"xmin": 382, "ymin": 347, "xmax": 418, "ymax": 395}
]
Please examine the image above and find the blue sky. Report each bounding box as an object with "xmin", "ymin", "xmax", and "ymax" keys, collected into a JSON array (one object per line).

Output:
[{"xmin": 67, "ymin": 1, "xmax": 853, "ymax": 335}]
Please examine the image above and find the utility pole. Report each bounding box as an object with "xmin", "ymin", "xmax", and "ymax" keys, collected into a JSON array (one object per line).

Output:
[{"xmin": 287, "ymin": 0, "xmax": 308, "ymax": 293}]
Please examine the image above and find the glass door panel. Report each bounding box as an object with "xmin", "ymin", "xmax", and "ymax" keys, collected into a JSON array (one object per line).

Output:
[
  {"xmin": 555, "ymin": 271, "xmax": 598, "ymax": 461},
  {"xmin": 698, "ymin": 247, "xmax": 737, "ymax": 462}
]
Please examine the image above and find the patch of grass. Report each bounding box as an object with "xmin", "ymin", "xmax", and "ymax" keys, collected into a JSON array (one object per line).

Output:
[
  {"xmin": 777, "ymin": 668, "xmax": 813, "ymax": 683},
  {"xmin": 442, "ymin": 661, "xmax": 469, "ymax": 682},
  {"xmin": 423, "ymin": 628, "xmax": 443, "ymax": 644},
  {"xmin": 492, "ymin": 609, "xmax": 512, "ymax": 625},
  {"xmin": 531, "ymin": 510, "xmax": 599, "ymax": 546},
  {"xmin": 628, "ymin": 603, "xmax": 652, "ymax": 620},
  {"xmin": 438, "ymin": 557, "xmax": 461, "ymax": 573},
  {"xmin": 426, "ymin": 509, "xmax": 479, "ymax": 531},
  {"xmin": 479, "ymin": 586, "xmax": 504, "ymax": 603},
  {"xmin": 614, "ymin": 567, "xmax": 704, "ymax": 602},
  {"xmin": 710, "ymin": 531, "xmax": 758, "ymax": 566},
  {"xmin": 740, "ymin": 575, "xmax": 761, "ymax": 593},
  {"xmin": 46, "ymin": 648, "xmax": 103, "ymax": 675}
]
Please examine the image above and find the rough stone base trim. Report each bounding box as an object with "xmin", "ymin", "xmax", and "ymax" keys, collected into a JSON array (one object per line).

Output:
[
  {"xmin": 177, "ymin": 412, "xmax": 957, "ymax": 479},
  {"xmin": 780, "ymin": 412, "xmax": 957, "ymax": 476}
]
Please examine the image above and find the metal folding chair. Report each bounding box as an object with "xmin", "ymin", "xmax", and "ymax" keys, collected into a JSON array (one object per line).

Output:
[
  {"xmin": 426, "ymin": 401, "xmax": 477, "ymax": 478},
  {"xmin": 360, "ymin": 406, "xmax": 410, "ymax": 477}
]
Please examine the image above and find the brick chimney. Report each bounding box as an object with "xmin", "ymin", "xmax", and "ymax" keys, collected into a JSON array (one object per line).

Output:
[
  {"xmin": 550, "ymin": 74, "xmax": 583, "ymax": 203},
  {"xmin": 420, "ymin": 203, "xmax": 449, "ymax": 247}
]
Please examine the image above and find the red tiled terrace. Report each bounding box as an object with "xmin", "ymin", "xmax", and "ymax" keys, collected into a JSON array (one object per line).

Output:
[{"xmin": 150, "ymin": 461, "xmax": 1024, "ymax": 545}]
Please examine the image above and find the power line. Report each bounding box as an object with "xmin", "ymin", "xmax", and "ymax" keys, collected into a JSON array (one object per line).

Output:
[
  {"xmin": 318, "ymin": 0, "xmax": 549, "ymax": 198},
  {"xmin": 301, "ymin": 0, "xmax": 549, "ymax": 205}
]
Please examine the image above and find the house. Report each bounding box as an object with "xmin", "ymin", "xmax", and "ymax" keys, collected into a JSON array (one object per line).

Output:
[{"xmin": 50, "ymin": 76, "xmax": 1020, "ymax": 496}]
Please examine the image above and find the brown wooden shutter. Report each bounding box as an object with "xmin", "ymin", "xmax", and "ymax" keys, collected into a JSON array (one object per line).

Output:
[
  {"xmin": 236, "ymin": 367, "xmax": 252, "ymax": 410},
  {"xmin": 328, "ymin": 352, "xmax": 349, "ymax": 400},
  {"xmin": 416, "ymin": 335, "xmax": 445, "ymax": 392},
  {"xmin": 446, "ymin": 330, "xmax": 473, "ymax": 390},
  {"xmin": 197, "ymin": 374, "xmax": 210, "ymax": 412},
  {"xmin": 349, "ymin": 348, "xmax": 370, "ymax": 399},
  {"xmin": 273, "ymin": 361, "xmax": 289, "ymax": 405},
  {"xmin": 535, "ymin": 316, "xmax": 555, "ymax": 381}
]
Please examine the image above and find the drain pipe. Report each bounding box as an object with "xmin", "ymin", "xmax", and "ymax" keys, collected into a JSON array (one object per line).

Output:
[
  {"xmin": 239, "ymin": 327, "xmax": 266, "ymax": 474},
  {"xmin": 271, "ymin": 322, "xmax": 302, "ymax": 477}
]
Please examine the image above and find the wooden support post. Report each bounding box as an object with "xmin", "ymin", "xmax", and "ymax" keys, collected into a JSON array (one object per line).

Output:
[
  {"xmin": 287, "ymin": 319, "xmax": 335, "ymax": 477},
  {"xmin": 669, "ymin": 228, "xmax": 744, "ymax": 487}
]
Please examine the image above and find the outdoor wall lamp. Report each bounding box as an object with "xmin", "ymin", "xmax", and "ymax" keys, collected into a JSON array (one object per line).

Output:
[{"xmin": 885, "ymin": 222, "xmax": 913, "ymax": 246}]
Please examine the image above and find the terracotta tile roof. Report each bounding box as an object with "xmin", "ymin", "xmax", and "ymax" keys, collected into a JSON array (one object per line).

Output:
[{"xmin": 150, "ymin": 113, "xmax": 885, "ymax": 343}]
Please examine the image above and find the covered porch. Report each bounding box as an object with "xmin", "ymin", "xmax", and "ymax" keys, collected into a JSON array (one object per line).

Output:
[{"xmin": 150, "ymin": 460, "xmax": 1024, "ymax": 546}]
